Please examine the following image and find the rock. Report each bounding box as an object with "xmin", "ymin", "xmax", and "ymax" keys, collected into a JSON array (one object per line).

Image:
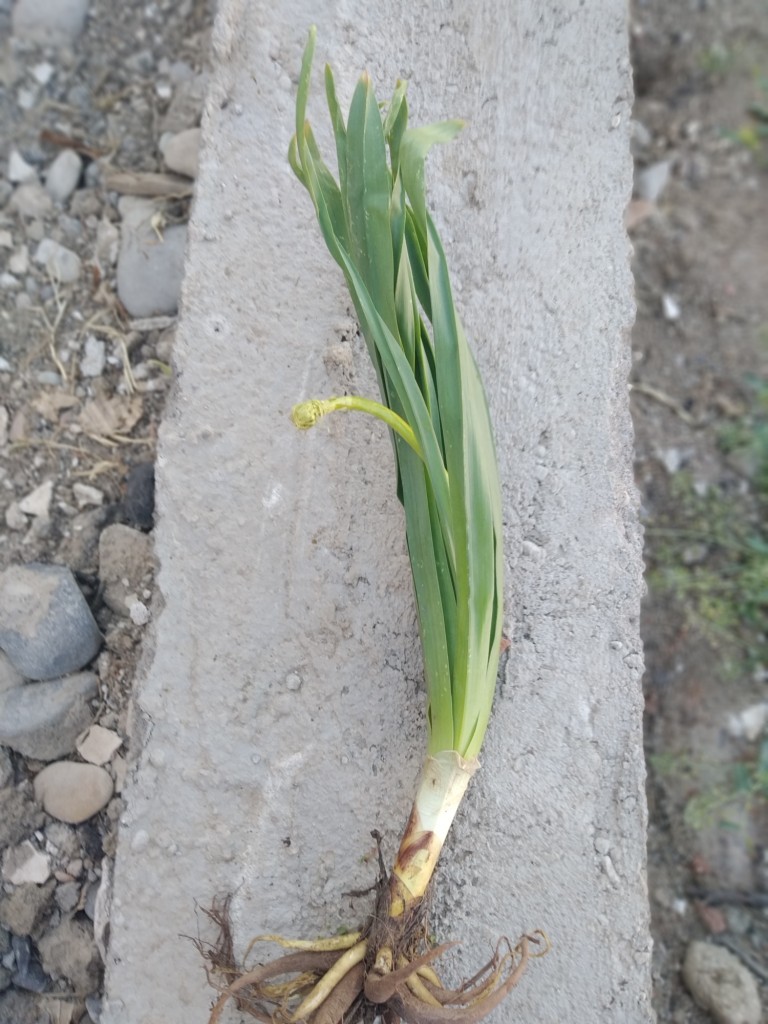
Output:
[
  {"xmin": 159, "ymin": 72, "xmax": 209, "ymax": 134},
  {"xmin": 0, "ymin": 783, "xmax": 45, "ymax": 849},
  {"xmin": 57, "ymin": 507, "xmax": 109, "ymax": 573},
  {"xmin": 0, "ymin": 650, "xmax": 24, "ymax": 694},
  {"xmin": 0, "ymin": 564, "xmax": 102, "ymax": 680},
  {"xmin": 80, "ymin": 335, "xmax": 106, "ymax": 378},
  {"xmin": 76, "ymin": 725, "xmax": 122, "ymax": 766},
  {"xmin": 727, "ymin": 702, "xmax": 768, "ymax": 742},
  {"xmin": 18, "ymin": 479, "xmax": 53, "ymax": 518},
  {"xmin": 12, "ymin": 0, "xmax": 89, "ymax": 44},
  {"xmin": 118, "ymin": 462, "xmax": 155, "ymax": 531},
  {"xmin": 6, "ymin": 503, "xmax": 28, "ymax": 531},
  {"xmin": 95, "ymin": 216, "xmax": 119, "ymax": 268},
  {"xmin": 0, "ymin": 880, "xmax": 54, "ymax": 936},
  {"xmin": 34, "ymin": 762, "xmax": 114, "ymax": 824},
  {"xmin": 8, "ymin": 149, "xmax": 37, "ymax": 185},
  {"xmin": 0, "ymin": 672, "xmax": 98, "ymax": 760},
  {"xmin": 45, "ymin": 149, "xmax": 83, "ymax": 203},
  {"xmin": 662, "ymin": 293, "xmax": 681, "ymax": 321},
  {"xmin": 683, "ymin": 941, "xmax": 762, "ymax": 1024},
  {"xmin": 73, "ymin": 483, "xmax": 104, "ymax": 510},
  {"xmin": 0, "ymin": 988, "xmax": 48, "ymax": 1024},
  {"xmin": 116, "ymin": 196, "xmax": 187, "ymax": 316},
  {"xmin": 0, "ymin": 749, "xmax": 12, "ymax": 788},
  {"xmin": 54, "ymin": 881, "xmax": 80, "ymax": 913},
  {"xmin": 11, "ymin": 934, "xmax": 51, "ymax": 993},
  {"xmin": 10, "ymin": 182, "xmax": 54, "ymax": 220},
  {"xmin": 98, "ymin": 524, "xmax": 154, "ymax": 616},
  {"xmin": 34, "ymin": 239, "xmax": 81, "ymax": 284},
  {"xmin": 1, "ymin": 841, "xmax": 51, "ymax": 886},
  {"xmin": 0, "ymin": 405, "xmax": 8, "ymax": 446},
  {"xmin": 160, "ymin": 127, "xmax": 202, "ymax": 178},
  {"xmin": 635, "ymin": 160, "xmax": 671, "ymax": 203},
  {"xmin": 9, "ymin": 246, "xmax": 30, "ymax": 275},
  {"xmin": 38, "ymin": 916, "xmax": 101, "ymax": 993}
]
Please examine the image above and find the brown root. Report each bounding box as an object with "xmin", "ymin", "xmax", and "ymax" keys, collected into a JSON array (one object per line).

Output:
[{"xmin": 200, "ymin": 895, "xmax": 545, "ymax": 1024}]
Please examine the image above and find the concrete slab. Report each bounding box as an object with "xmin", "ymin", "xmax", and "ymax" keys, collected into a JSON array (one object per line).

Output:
[{"xmin": 103, "ymin": 2, "xmax": 652, "ymax": 1023}]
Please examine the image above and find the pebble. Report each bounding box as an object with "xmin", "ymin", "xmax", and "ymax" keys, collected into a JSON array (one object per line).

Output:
[
  {"xmin": 76, "ymin": 724, "xmax": 122, "ymax": 765},
  {"xmin": 34, "ymin": 238, "xmax": 82, "ymax": 284},
  {"xmin": 7, "ymin": 150, "xmax": 37, "ymax": 185},
  {"xmin": 54, "ymin": 881, "xmax": 80, "ymax": 914},
  {"xmin": 95, "ymin": 216, "xmax": 119, "ymax": 268},
  {"xmin": 73, "ymin": 483, "xmax": 104, "ymax": 510},
  {"xmin": 18, "ymin": 479, "xmax": 53, "ymax": 518},
  {"xmin": 5, "ymin": 503, "xmax": 27, "ymax": 532},
  {"xmin": 0, "ymin": 563, "xmax": 102, "ymax": 680},
  {"xmin": 128, "ymin": 600, "xmax": 150, "ymax": 625},
  {"xmin": 10, "ymin": 182, "xmax": 53, "ymax": 220},
  {"xmin": 1, "ymin": 841, "xmax": 51, "ymax": 886},
  {"xmin": 727, "ymin": 702, "xmax": 768, "ymax": 742},
  {"xmin": 635, "ymin": 160, "xmax": 671, "ymax": 203},
  {"xmin": 160, "ymin": 127, "xmax": 202, "ymax": 178},
  {"xmin": 38, "ymin": 916, "xmax": 101, "ymax": 993},
  {"xmin": 682, "ymin": 941, "xmax": 761, "ymax": 1024},
  {"xmin": 0, "ymin": 672, "xmax": 98, "ymax": 760},
  {"xmin": 80, "ymin": 335, "xmax": 106, "ymax": 378},
  {"xmin": 0, "ymin": 880, "xmax": 54, "ymax": 937},
  {"xmin": 116, "ymin": 197, "xmax": 187, "ymax": 316},
  {"xmin": 9, "ymin": 246, "xmax": 29, "ymax": 275},
  {"xmin": 33, "ymin": 762, "xmax": 114, "ymax": 824},
  {"xmin": 0, "ymin": 651, "xmax": 23, "ymax": 695},
  {"xmin": 12, "ymin": 0, "xmax": 89, "ymax": 44},
  {"xmin": 10, "ymin": 934, "xmax": 50, "ymax": 993},
  {"xmin": 159, "ymin": 72, "xmax": 209, "ymax": 134},
  {"xmin": 662, "ymin": 293, "xmax": 681, "ymax": 321},
  {"xmin": 45, "ymin": 149, "xmax": 83, "ymax": 203},
  {"xmin": 98, "ymin": 524, "xmax": 154, "ymax": 616}
]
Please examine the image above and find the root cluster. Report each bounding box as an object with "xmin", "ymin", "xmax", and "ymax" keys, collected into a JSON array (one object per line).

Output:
[{"xmin": 198, "ymin": 889, "xmax": 547, "ymax": 1024}]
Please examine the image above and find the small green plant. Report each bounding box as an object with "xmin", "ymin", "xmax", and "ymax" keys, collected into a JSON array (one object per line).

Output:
[{"xmin": 205, "ymin": 28, "xmax": 545, "ymax": 1024}]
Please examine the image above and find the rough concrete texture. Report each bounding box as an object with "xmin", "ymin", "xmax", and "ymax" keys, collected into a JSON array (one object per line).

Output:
[{"xmin": 103, "ymin": 2, "xmax": 652, "ymax": 1022}]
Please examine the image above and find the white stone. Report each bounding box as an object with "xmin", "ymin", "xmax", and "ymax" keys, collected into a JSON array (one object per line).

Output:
[
  {"xmin": 72, "ymin": 482, "xmax": 104, "ymax": 509},
  {"xmin": 80, "ymin": 335, "xmax": 106, "ymax": 377},
  {"xmin": 662, "ymin": 293, "xmax": 681, "ymax": 321},
  {"xmin": 727, "ymin": 702, "xmax": 768, "ymax": 743},
  {"xmin": 95, "ymin": 216, "xmax": 120, "ymax": 267},
  {"xmin": 1, "ymin": 840, "xmax": 51, "ymax": 885},
  {"xmin": 9, "ymin": 245, "xmax": 29, "ymax": 275},
  {"xmin": 0, "ymin": 272, "xmax": 19, "ymax": 290},
  {"xmin": 8, "ymin": 148, "xmax": 37, "ymax": 184},
  {"xmin": 34, "ymin": 238, "xmax": 82, "ymax": 283},
  {"xmin": 46, "ymin": 149, "xmax": 83, "ymax": 203},
  {"xmin": 5, "ymin": 503, "xmax": 27, "ymax": 531},
  {"xmin": 10, "ymin": 182, "xmax": 53, "ymax": 220},
  {"xmin": 635, "ymin": 160, "xmax": 671, "ymax": 203},
  {"xmin": 160, "ymin": 128, "xmax": 202, "ymax": 179},
  {"xmin": 34, "ymin": 761, "xmax": 114, "ymax": 824},
  {"xmin": 76, "ymin": 724, "xmax": 123, "ymax": 765},
  {"xmin": 19, "ymin": 478, "xmax": 53, "ymax": 517},
  {"xmin": 12, "ymin": 0, "xmax": 90, "ymax": 44},
  {"xmin": 129, "ymin": 600, "xmax": 150, "ymax": 625},
  {"xmin": 32, "ymin": 62, "xmax": 55, "ymax": 85},
  {"xmin": 0, "ymin": 230, "xmax": 12, "ymax": 248}
]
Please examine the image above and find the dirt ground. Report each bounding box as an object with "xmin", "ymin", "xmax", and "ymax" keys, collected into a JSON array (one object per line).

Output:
[{"xmin": 0, "ymin": 1, "xmax": 766, "ymax": 1021}]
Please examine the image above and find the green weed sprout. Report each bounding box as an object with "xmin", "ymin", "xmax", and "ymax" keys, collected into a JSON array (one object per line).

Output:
[{"xmin": 207, "ymin": 29, "xmax": 545, "ymax": 1024}]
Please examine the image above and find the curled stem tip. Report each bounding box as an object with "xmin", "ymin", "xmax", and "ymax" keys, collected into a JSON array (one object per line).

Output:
[{"xmin": 291, "ymin": 395, "xmax": 423, "ymax": 459}]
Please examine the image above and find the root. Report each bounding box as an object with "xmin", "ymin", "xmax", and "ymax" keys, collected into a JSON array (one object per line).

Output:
[{"xmin": 199, "ymin": 894, "xmax": 548, "ymax": 1024}]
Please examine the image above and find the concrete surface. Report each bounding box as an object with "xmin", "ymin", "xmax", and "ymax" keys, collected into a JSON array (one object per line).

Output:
[{"xmin": 103, "ymin": 2, "xmax": 653, "ymax": 1022}]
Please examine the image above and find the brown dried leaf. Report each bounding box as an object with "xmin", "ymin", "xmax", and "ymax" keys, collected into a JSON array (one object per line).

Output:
[
  {"xmin": 33, "ymin": 391, "xmax": 80, "ymax": 422},
  {"xmin": 79, "ymin": 394, "xmax": 143, "ymax": 436}
]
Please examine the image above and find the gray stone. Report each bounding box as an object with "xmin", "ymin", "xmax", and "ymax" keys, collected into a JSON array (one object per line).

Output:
[
  {"xmin": 9, "ymin": 183, "xmax": 53, "ymax": 220},
  {"xmin": 0, "ymin": 783, "xmax": 46, "ymax": 849},
  {"xmin": 160, "ymin": 128, "xmax": 201, "ymax": 179},
  {"xmin": 38, "ymin": 916, "xmax": 101, "ymax": 993},
  {"xmin": 98, "ymin": 524, "xmax": 154, "ymax": 616},
  {"xmin": 0, "ymin": 988, "xmax": 47, "ymax": 1023},
  {"xmin": 1, "ymin": 841, "xmax": 51, "ymax": 885},
  {"xmin": 683, "ymin": 941, "xmax": 762, "ymax": 1024},
  {"xmin": 18, "ymin": 479, "xmax": 53, "ymax": 518},
  {"xmin": 34, "ymin": 238, "xmax": 81, "ymax": 284},
  {"xmin": 0, "ymin": 563, "xmax": 102, "ymax": 680},
  {"xmin": 54, "ymin": 881, "xmax": 80, "ymax": 913},
  {"xmin": 116, "ymin": 198, "xmax": 187, "ymax": 317},
  {"xmin": 33, "ymin": 761, "xmax": 114, "ymax": 824},
  {"xmin": 159, "ymin": 72, "xmax": 209, "ymax": 134},
  {"xmin": 0, "ymin": 650, "xmax": 24, "ymax": 695},
  {"xmin": 0, "ymin": 880, "xmax": 54, "ymax": 937},
  {"xmin": 634, "ymin": 159, "xmax": 671, "ymax": 202},
  {"xmin": 12, "ymin": 0, "xmax": 89, "ymax": 44},
  {"xmin": 45, "ymin": 149, "xmax": 83, "ymax": 203},
  {"xmin": 11, "ymin": 934, "xmax": 51, "ymax": 992},
  {"xmin": 0, "ymin": 672, "xmax": 98, "ymax": 760}
]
